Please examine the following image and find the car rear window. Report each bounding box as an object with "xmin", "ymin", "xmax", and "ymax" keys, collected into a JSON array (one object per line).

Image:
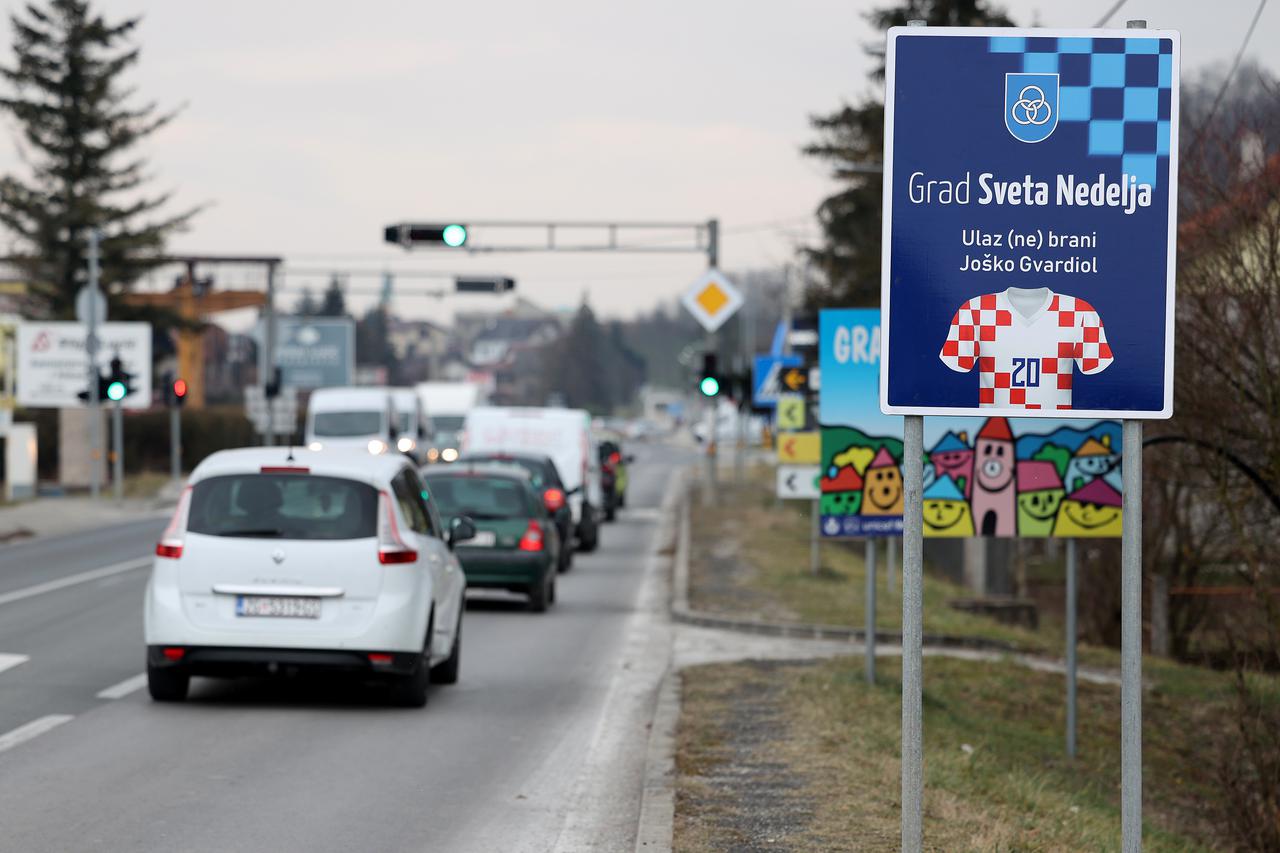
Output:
[
  {"xmin": 424, "ymin": 475, "xmax": 534, "ymax": 520},
  {"xmin": 313, "ymin": 411, "xmax": 382, "ymax": 437},
  {"xmin": 187, "ymin": 474, "xmax": 378, "ymax": 540},
  {"xmin": 460, "ymin": 455, "xmax": 552, "ymax": 489}
]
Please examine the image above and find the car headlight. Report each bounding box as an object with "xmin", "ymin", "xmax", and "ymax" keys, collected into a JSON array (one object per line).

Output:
[
  {"xmin": 426, "ymin": 448, "xmax": 440, "ymax": 462},
  {"xmin": 397, "ymin": 437, "xmax": 416, "ymax": 453},
  {"xmin": 307, "ymin": 441, "xmax": 323, "ymax": 452},
  {"xmin": 441, "ymin": 448, "xmax": 458, "ymax": 462},
  {"xmin": 368, "ymin": 439, "xmax": 388, "ymax": 454}
]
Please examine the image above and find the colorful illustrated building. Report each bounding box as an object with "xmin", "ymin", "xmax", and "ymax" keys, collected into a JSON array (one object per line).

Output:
[
  {"xmin": 970, "ymin": 417, "xmax": 1017, "ymax": 536},
  {"xmin": 922, "ymin": 475, "xmax": 975, "ymax": 536},
  {"xmin": 1054, "ymin": 478, "xmax": 1123, "ymax": 537},
  {"xmin": 861, "ymin": 447, "xmax": 905, "ymax": 516},
  {"xmin": 1065, "ymin": 435, "xmax": 1121, "ymax": 493},
  {"xmin": 1016, "ymin": 460, "xmax": 1065, "ymax": 536},
  {"xmin": 929, "ymin": 431, "xmax": 974, "ymax": 497}
]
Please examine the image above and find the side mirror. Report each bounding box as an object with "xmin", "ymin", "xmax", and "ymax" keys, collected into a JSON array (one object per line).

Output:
[{"xmin": 448, "ymin": 516, "xmax": 477, "ymax": 549}]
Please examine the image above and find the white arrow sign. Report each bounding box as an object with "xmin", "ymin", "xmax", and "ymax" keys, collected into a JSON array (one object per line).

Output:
[{"xmin": 776, "ymin": 464, "xmax": 821, "ymax": 500}]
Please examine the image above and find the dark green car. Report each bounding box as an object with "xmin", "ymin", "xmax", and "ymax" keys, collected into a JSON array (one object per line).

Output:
[{"xmin": 422, "ymin": 465, "xmax": 561, "ymax": 612}]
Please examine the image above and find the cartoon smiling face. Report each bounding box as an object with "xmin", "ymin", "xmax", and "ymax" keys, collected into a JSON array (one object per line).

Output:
[
  {"xmin": 1017, "ymin": 488, "xmax": 1065, "ymax": 536},
  {"xmin": 923, "ymin": 499, "xmax": 975, "ymax": 537},
  {"xmin": 975, "ymin": 438, "xmax": 1014, "ymax": 493},
  {"xmin": 931, "ymin": 450, "xmax": 973, "ymax": 495},
  {"xmin": 861, "ymin": 465, "xmax": 904, "ymax": 516},
  {"xmin": 1054, "ymin": 498, "xmax": 1123, "ymax": 537}
]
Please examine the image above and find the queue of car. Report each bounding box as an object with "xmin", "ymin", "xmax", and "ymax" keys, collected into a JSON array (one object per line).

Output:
[{"xmin": 145, "ymin": 386, "xmax": 634, "ymax": 708}]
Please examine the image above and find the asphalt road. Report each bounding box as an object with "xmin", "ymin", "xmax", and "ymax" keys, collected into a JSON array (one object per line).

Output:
[{"xmin": 0, "ymin": 442, "xmax": 689, "ymax": 853}]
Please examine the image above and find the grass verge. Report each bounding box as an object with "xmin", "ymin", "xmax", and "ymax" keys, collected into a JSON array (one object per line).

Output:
[{"xmin": 676, "ymin": 653, "xmax": 1265, "ymax": 851}]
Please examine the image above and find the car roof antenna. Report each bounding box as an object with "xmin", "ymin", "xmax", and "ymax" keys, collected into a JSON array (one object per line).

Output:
[{"xmin": 285, "ymin": 438, "xmax": 296, "ymax": 463}]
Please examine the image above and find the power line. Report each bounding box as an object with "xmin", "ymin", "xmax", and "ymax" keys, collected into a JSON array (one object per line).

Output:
[
  {"xmin": 1094, "ymin": 0, "xmax": 1128, "ymax": 27},
  {"xmin": 1195, "ymin": 0, "xmax": 1269, "ymax": 144}
]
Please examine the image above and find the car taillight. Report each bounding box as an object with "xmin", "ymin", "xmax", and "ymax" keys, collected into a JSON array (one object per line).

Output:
[
  {"xmin": 609, "ymin": 451, "xmax": 621, "ymax": 465},
  {"xmin": 155, "ymin": 486, "xmax": 193, "ymax": 559},
  {"xmin": 377, "ymin": 491, "xmax": 419, "ymax": 564},
  {"xmin": 518, "ymin": 520, "xmax": 544, "ymax": 552},
  {"xmin": 543, "ymin": 487, "xmax": 565, "ymax": 511}
]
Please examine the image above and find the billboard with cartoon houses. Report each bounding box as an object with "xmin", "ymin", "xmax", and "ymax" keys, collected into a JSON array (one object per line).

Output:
[{"xmin": 819, "ymin": 308, "xmax": 1122, "ymax": 539}]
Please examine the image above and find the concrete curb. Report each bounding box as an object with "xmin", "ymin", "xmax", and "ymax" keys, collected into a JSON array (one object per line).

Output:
[{"xmin": 634, "ymin": 671, "xmax": 680, "ymax": 851}]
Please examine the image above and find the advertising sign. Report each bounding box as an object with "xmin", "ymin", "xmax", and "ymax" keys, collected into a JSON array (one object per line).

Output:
[
  {"xmin": 880, "ymin": 28, "xmax": 1179, "ymax": 419},
  {"xmin": 16, "ymin": 322, "xmax": 152, "ymax": 410},
  {"xmin": 261, "ymin": 317, "xmax": 355, "ymax": 390},
  {"xmin": 821, "ymin": 308, "xmax": 1121, "ymax": 538}
]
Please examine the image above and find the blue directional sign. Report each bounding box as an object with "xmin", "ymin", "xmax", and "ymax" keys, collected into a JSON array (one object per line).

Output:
[
  {"xmin": 752, "ymin": 354, "xmax": 801, "ymax": 409},
  {"xmin": 880, "ymin": 28, "xmax": 1180, "ymax": 420}
]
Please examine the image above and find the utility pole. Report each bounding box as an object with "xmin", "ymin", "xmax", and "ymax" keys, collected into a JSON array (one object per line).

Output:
[
  {"xmin": 263, "ymin": 260, "xmax": 278, "ymax": 447},
  {"xmin": 704, "ymin": 219, "xmax": 720, "ymax": 504},
  {"xmin": 86, "ymin": 230, "xmax": 102, "ymax": 499}
]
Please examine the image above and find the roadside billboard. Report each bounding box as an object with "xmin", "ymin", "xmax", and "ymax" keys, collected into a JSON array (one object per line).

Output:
[
  {"xmin": 259, "ymin": 317, "xmax": 355, "ymax": 389},
  {"xmin": 16, "ymin": 322, "xmax": 152, "ymax": 410},
  {"xmin": 879, "ymin": 28, "xmax": 1179, "ymax": 419},
  {"xmin": 820, "ymin": 308, "xmax": 1121, "ymax": 538}
]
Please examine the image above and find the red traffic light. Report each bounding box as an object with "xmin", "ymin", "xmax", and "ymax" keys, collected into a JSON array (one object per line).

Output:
[{"xmin": 173, "ymin": 378, "xmax": 188, "ymax": 398}]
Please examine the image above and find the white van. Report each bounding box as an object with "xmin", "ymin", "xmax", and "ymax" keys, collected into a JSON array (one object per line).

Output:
[
  {"xmin": 416, "ymin": 382, "xmax": 487, "ymax": 463},
  {"xmin": 460, "ymin": 406, "xmax": 603, "ymax": 551},
  {"xmin": 305, "ymin": 387, "xmax": 397, "ymax": 455},
  {"xmin": 391, "ymin": 388, "xmax": 432, "ymax": 464}
]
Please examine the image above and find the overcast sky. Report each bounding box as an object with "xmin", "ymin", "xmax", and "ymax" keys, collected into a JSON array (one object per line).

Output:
[{"xmin": 2, "ymin": 1, "xmax": 1275, "ymax": 326}]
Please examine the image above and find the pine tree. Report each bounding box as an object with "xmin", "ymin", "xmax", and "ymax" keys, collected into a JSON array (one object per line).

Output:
[
  {"xmin": 319, "ymin": 275, "xmax": 347, "ymax": 317},
  {"xmin": 293, "ymin": 286, "xmax": 319, "ymax": 316},
  {"xmin": 0, "ymin": 0, "xmax": 197, "ymax": 316},
  {"xmin": 802, "ymin": 0, "xmax": 1014, "ymax": 307}
]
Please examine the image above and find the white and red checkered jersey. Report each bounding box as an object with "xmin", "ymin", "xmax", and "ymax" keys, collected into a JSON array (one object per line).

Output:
[{"xmin": 938, "ymin": 288, "xmax": 1113, "ymax": 410}]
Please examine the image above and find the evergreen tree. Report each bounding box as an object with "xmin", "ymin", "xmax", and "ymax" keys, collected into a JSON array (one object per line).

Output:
[
  {"xmin": 293, "ymin": 286, "xmax": 318, "ymax": 316},
  {"xmin": 319, "ymin": 275, "xmax": 347, "ymax": 317},
  {"xmin": 0, "ymin": 0, "xmax": 197, "ymax": 316},
  {"xmin": 802, "ymin": 0, "xmax": 1014, "ymax": 307}
]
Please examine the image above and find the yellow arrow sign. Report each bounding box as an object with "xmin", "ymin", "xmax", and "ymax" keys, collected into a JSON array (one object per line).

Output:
[
  {"xmin": 783, "ymin": 367, "xmax": 808, "ymax": 392},
  {"xmin": 776, "ymin": 430, "xmax": 820, "ymax": 464},
  {"xmin": 776, "ymin": 395, "xmax": 806, "ymax": 431}
]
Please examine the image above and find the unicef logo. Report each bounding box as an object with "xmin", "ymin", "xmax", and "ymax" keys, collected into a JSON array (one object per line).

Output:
[
  {"xmin": 1004, "ymin": 73, "xmax": 1059, "ymax": 143},
  {"xmin": 1010, "ymin": 85, "xmax": 1052, "ymax": 126}
]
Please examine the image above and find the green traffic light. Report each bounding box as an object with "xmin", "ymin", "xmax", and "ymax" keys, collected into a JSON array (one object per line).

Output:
[
  {"xmin": 106, "ymin": 381, "xmax": 126, "ymax": 402},
  {"xmin": 699, "ymin": 376, "xmax": 720, "ymax": 397},
  {"xmin": 442, "ymin": 224, "xmax": 467, "ymax": 247}
]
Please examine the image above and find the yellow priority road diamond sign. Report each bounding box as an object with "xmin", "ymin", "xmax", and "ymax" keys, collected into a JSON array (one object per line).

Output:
[{"xmin": 681, "ymin": 268, "xmax": 744, "ymax": 332}]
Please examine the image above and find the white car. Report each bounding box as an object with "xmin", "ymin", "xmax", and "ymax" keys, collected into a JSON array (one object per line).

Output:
[{"xmin": 144, "ymin": 447, "xmax": 471, "ymax": 707}]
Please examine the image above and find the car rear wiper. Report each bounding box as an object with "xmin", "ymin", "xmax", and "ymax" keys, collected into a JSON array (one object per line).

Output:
[{"xmin": 216, "ymin": 528, "xmax": 285, "ymax": 538}]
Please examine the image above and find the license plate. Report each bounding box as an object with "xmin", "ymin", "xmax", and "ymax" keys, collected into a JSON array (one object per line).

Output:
[
  {"xmin": 235, "ymin": 596, "xmax": 321, "ymax": 619},
  {"xmin": 465, "ymin": 530, "xmax": 497, "ymax": 547}
]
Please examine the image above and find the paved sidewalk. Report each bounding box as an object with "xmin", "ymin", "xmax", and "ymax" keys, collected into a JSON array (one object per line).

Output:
[{"xmin": 0, "ymin": 489, "xmax": 177, "ymax": 542}]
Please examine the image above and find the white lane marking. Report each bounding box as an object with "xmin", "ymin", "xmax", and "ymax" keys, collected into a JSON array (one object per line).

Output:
[
  {"xmin": 96, "ymin": 673, "xmax": 148, "ymax": 700},
  {"xmin": 0, "ymin": 715, "xmax": 74, "ymax": 755},
  {"xmin": 0, "ymin": 654, "xmax": 29, "ymax": 675},
  {"xmin": 0, "ymin": 558, "xmax": 150, "ymax": 609}
]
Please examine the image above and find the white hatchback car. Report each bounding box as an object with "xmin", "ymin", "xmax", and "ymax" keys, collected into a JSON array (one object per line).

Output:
[{"xmin": 145, "ymin": 447, "xmax": 471, "ymax": 707}]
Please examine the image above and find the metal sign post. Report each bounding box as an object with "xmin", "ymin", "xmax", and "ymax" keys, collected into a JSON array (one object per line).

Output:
[
  {"xmin": 86, "ymin": 230, "xmax": 102, "ymax": 500},
  {"xmin": 887, "ymin": 537, "xmax": 897, "ymax": 595},
  {"xmin": 865, "ymin": 537, "xmax": 877, "ymax": 684},
  {"xmin": 810, "ymin": 499, "xmax": 820, "ymax": 575},
  {"xmin": 901, "ymin": 413, "xmax": 925, "ymax": 853},
  {"xmin": 170, "ymin": 406, "xmax": 182, "ymax": 484},
  {"xmin": 1121, "ymin": 418, "xmax": 1143, "ymax": 850},
  {"xmin": 1066, "ymin": 537, "xmax": 1078, "ymax": 759},
  {"xmin": 111, "ymin": 398, "xmax": 123, "ymax": 502}
]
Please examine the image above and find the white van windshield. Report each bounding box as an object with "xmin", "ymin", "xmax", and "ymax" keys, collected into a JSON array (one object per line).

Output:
[
  {"xmin": 396, "ymin": 412, "xmax": 414, "ymax": 435},
  {"xmin": 313, "ymin": 411, "xmax": 382, "ymax": 437}
]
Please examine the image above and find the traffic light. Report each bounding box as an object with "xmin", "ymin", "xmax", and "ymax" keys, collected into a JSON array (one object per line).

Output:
[
  {"xmin": 265, "ymin": 366, "xmax": 283, "ymax": 400},
  {"xmin": 699, "ymin": 353, "xmax": 720, "ymax": 397},
  {"xmin": 104, "ymin": 356, "xmax": 134, "ymax": 403},
  {"xmin": 164, "ymin": 371, "xmax": 188, "ymax": 409},
  {"xmin": 455, "ymin": 276, "xmax": 516, "ymax": 293},
  {"xmin": 384, "ymin": 223, "xmax": 469, "ymax": 249},
  {"xmin": 76, "ymin": 371, "xmax": 111, "ymax": 404}
]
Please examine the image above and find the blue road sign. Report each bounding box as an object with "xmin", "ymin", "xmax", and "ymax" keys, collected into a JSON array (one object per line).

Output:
[
  {"xmin": 752, "ymin": 354, "xmax": 802, "ymax": 409},
  {"xmin": 880, "ymin": 28, "xmax": 1180, "ymax": 420}
]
